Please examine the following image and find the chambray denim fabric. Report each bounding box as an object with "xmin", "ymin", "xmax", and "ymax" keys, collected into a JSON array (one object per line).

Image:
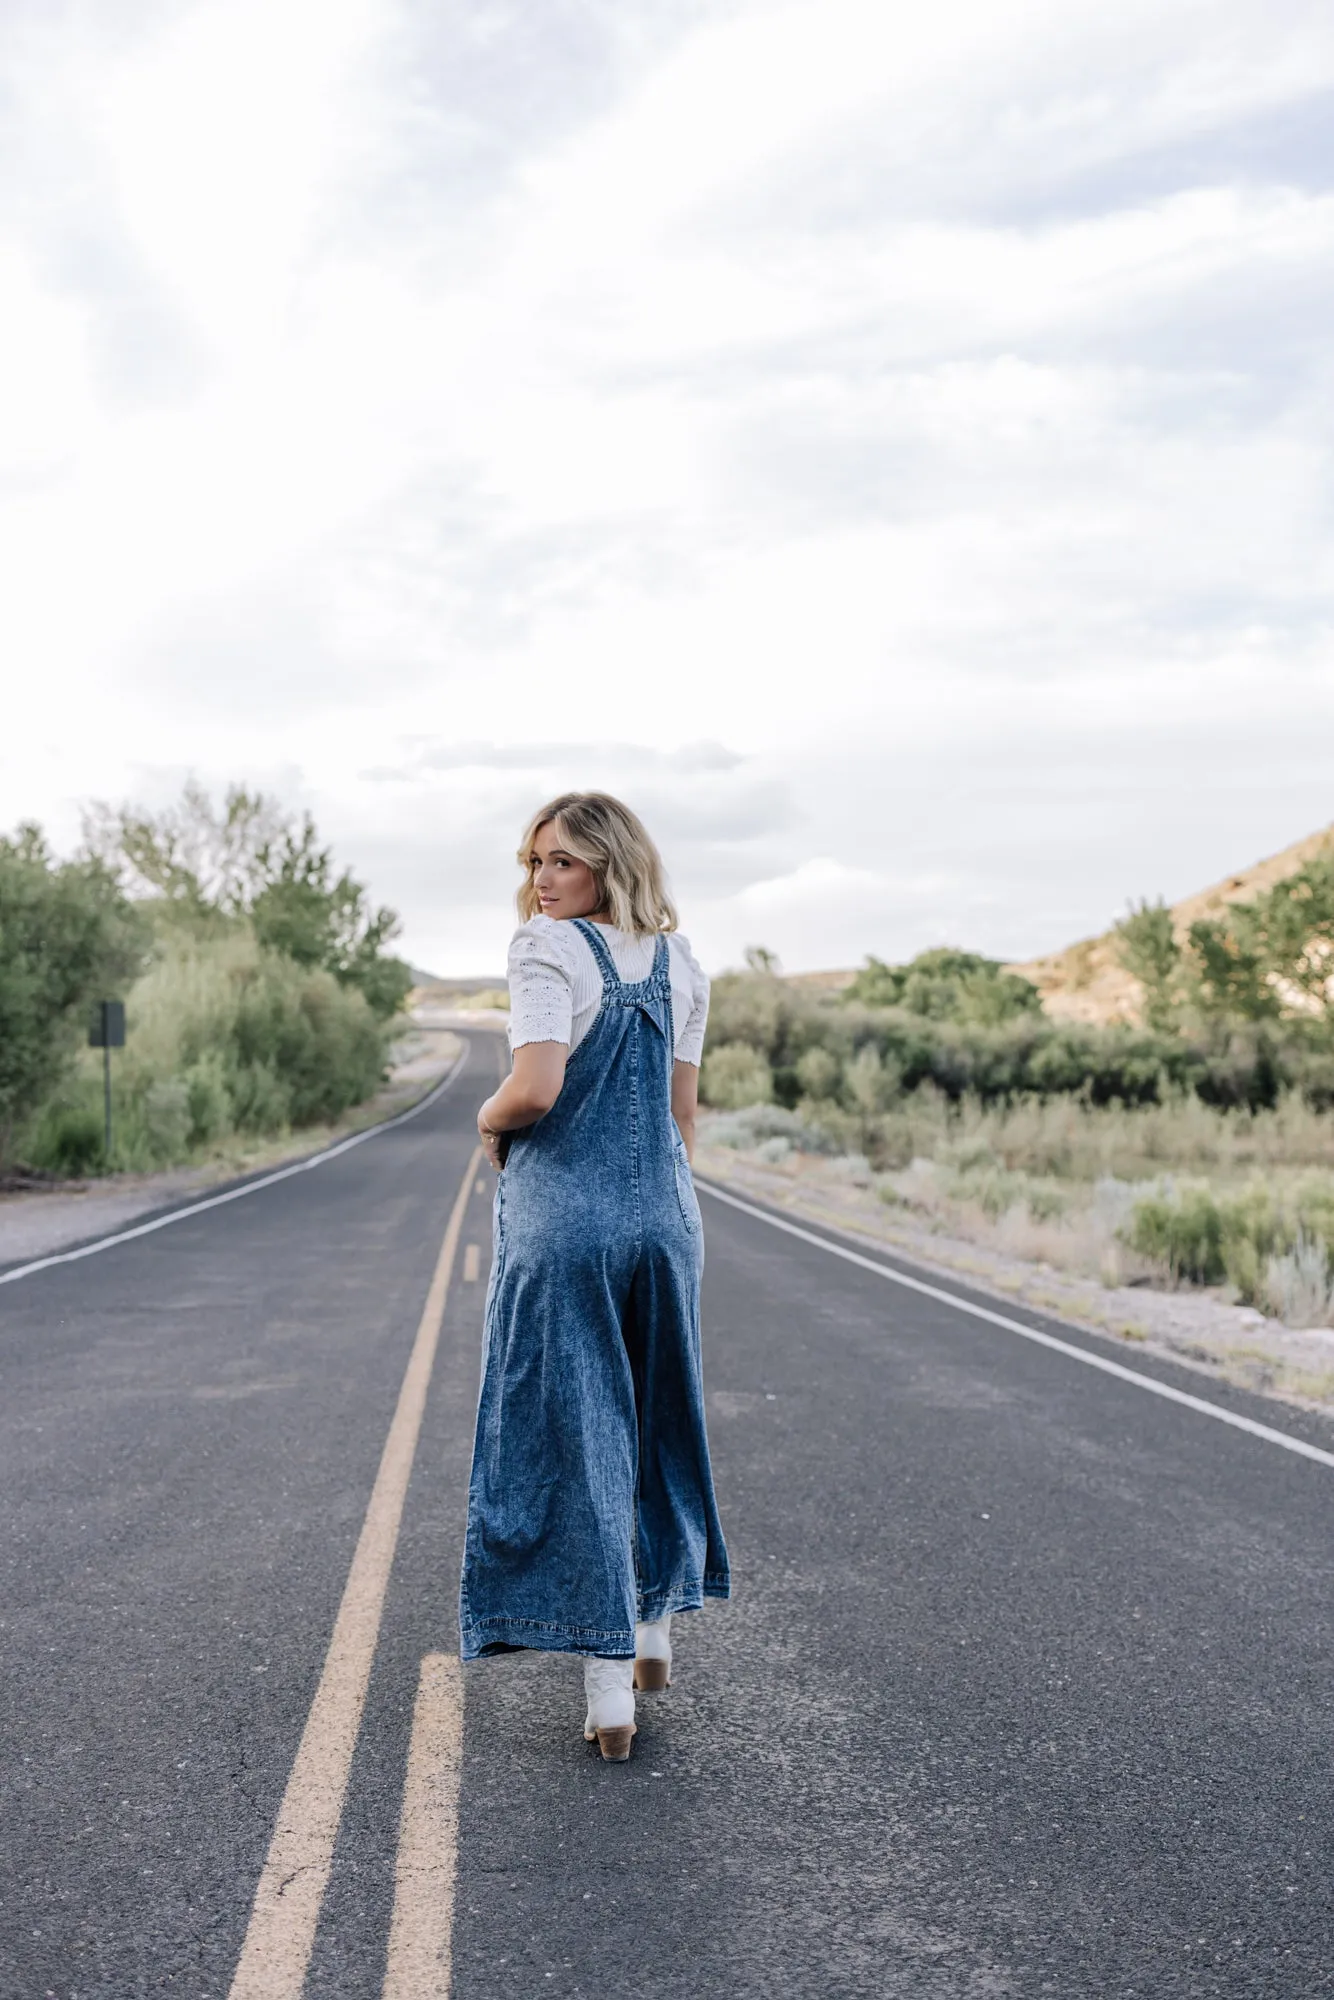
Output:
[{"xmin": 459, "ymin": 919, "xmax": 730, "ymax": 1660}]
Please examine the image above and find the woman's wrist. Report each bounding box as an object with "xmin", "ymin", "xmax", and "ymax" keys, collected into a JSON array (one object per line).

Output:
[{"xmin": 477, "ymin": 1097, "xmax": 506, "ymax": 1170}]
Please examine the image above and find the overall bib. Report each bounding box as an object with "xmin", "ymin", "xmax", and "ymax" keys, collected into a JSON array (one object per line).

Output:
[{"xmin": 459, "ymin": 920, "xmax": 730, "ymax": 1660}]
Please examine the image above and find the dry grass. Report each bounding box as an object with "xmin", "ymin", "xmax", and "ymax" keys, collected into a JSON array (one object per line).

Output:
[
  {"xmin": 701, "ymin": 1092, "xmax": 1334, "ymax": 1314},
  {"xmin": 870, "ymin": 1087, "xmax": 1334, "ymax": 1179}
]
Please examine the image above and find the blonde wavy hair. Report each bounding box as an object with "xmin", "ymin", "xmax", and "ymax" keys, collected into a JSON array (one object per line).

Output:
[{"xmin": 516, "ymin": 792, "xmax": 678, "ymax": 936}]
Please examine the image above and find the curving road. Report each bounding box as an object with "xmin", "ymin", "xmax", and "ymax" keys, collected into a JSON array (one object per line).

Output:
[{"xmin": 1, "ymin": 1031, "xmax": 1331, "ymax": 1998}]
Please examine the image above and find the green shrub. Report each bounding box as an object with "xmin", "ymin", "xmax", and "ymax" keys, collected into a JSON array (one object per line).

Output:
[
  {"xmin": 1124, "ymin": 1181, "xmax": 1292, "ymax": 1296},
  {"xmin": 17, "ymin": 930, "xmax": 387, "ymax": 1173},
  {"xmin": 1123, "ymin": 1176, "xmax": 1334, "ymax": 1319},
  {"xmin": 706, "ymin": 966, "xmax": 801, "ymax": 1057},
  {"xmin": 845, "ymin": 1044, "xmax": 900, "ymax": 1115},
  {"xmin": 699, "ymin": 961, "xmax": 1334, "ymax": 1117},
  {"xmin": 229, "ymin": 948, "xmax": 383, "ymax": 1125},
  {"xmin": 795, "ymin": 1046, "xmax": 841, "ymax": 1101},
  {"xmin": 183, "ymin": 1051, "xmax": 233, "ymax": 1145},
  {"xmin": 226, "ymin": 1060, "xmax": 291, "ymax": 1133},
  {"xmin": 1124, "ymin": 1186, "xmax": 1229, "ymax": 1283},
  {"xmin": 946, "ymin": 1165, "xmax": 1069, "ymax": 1223},
  {"xmin": 23, "ymin": 1102, "xmax": 106, "ymax": 1177},
  {"xmin": 844, "ymin": 948, "xmax": 1042, "ymax": 1025},
  {"xmin": 139, "ymin": 1078, "xmax": 192, "ymax": 1162},
  {"xmin": 0, "ymin": 823, "xmax": 147, "ymax": 1163},
  {"xmin": 700, "ymin": 1044, "xmax": 775, "ymax": 1110}
]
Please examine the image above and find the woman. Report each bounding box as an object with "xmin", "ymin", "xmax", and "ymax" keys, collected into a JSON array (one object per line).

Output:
[{"xmin": 459, "ymin": 792, "xmax": 730, "ymax": 1761}]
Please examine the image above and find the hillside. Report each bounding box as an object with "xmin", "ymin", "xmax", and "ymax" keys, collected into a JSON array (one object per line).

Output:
[
  {"xmin": 410, "ymin": 825, "xmax": 1334, "ymax": 1028},
  {"xmin": 778, "ymin": 823, "xmax": 1334, "ymax": 1025},
  {"xmin": 1005, "ymin": 823, "xmax": 1334, "ymax": 1026}
]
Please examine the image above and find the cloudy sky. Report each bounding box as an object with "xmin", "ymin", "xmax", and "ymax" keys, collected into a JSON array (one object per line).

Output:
[{"xmin": 3, "ymin": 0, "xmax": 1332, "ymax": 975}]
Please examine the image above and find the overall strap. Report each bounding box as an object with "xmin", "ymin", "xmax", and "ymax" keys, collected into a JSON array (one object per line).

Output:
[
  {"xmin": 646, "ymin": 934, "xmax": 675, "ymax": 1054},
  {"xmin": 656, "ymin": 935, "xmax": 675, "ymax": 1051},
  {"xmin": 571, "ymin": 917, "xmax": 621, "ymax": 991},
  {"xmin": 650, "ymin": 933, "xmax": 671, "ymax": 991}
]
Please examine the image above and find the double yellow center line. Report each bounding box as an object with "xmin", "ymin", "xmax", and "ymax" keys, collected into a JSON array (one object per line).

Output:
[{"xmin": 229, "ymin": 1148, "xmax": 482, "ymax": 2000}]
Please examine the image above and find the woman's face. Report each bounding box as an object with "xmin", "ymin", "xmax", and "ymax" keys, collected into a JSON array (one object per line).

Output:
[{"xmin": 529, "ymin": 819, "xmax": 606, "ymax": 921}]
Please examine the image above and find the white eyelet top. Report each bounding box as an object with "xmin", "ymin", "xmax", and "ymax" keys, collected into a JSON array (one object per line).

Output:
[{"xmin": 506, "ymin": 917, "xmax": 710, "ymax": 1065}]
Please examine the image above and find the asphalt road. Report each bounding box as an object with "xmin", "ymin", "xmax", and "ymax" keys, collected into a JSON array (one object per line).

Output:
[{"xmin": 2, "ymin": 1030, "xmax": 1332, "ymax": 1998}]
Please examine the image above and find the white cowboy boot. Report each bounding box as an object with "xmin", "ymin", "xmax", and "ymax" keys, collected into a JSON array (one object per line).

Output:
[
  {"xmin": 634, "ymin": 1613, "xmax": 672, "ymax": 1692},
  {"xmin": 583, "ymin": 1657, "xmax": 636, "ymax": 1761}
]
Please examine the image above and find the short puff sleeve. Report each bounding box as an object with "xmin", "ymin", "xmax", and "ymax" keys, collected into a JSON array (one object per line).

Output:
[
  {"xmin": 673, "ymin": 932, "xmax": 710, "ymax": 1067},
  {"xmin": 506, "ymin": 917, "xmax": 578, "ymax": 1050}
]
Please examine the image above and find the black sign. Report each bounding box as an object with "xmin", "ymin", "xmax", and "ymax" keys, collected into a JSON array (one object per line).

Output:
[{"xmin": 89, "ymin": 1000, "xmax": 126, "ymax": 1049}]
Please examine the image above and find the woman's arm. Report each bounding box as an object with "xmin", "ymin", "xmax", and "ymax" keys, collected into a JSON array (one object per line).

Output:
[
  {"xmin": 477, "ymin": 1042, "xmax": 567, "ymax": 1170},
  {"xmin": 671, "ymin": 1060, "xmax": 699, "ymax": 1163}
]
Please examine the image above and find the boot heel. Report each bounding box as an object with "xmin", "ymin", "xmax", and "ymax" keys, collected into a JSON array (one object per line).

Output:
[
  {"xmin": 595, "ymin": 1724, "xmax": 636, "ymax": 1762},
  {"xmin": 633, "ymin": 1658, "xmax": 670, "ymax": 1692}
]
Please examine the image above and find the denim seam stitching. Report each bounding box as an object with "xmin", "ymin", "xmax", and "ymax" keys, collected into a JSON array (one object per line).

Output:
[{"xmin": 460, "ymin": 1614, "xmax": 636, "ymax": 1641}]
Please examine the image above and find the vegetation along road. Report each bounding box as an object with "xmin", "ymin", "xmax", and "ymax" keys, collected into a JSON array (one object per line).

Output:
[{"xmin": 2, "ymin": 1031, "xmax": 1331, "ymax": 1997}]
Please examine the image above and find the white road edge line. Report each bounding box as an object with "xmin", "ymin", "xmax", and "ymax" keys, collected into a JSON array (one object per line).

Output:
[
  {"xmin": 383, "ymin": 1652, "xmax": 464, "ymax": 2000},
  {"xmin": 228, "ymin": 1147, "xmax": 481, "ymax": 2000},
  {"xmin": 0, "ymin": 1047, "xmax": 469, "ymax": 1288},
  {"xmin": 698, "ymin": 1180, "xmax": 1334, "ymax": 1473}
]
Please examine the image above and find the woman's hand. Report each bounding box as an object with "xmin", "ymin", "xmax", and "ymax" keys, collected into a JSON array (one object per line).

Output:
[
  {"xmin": 476, "ymin": 1045, "xmax": 569, "ymax": 1173},
  {"xmin": 477, "ymin": 1101, "xmax": 506, "ymax": 1172}
]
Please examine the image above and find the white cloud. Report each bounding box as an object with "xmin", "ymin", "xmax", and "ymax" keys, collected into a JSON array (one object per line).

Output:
[{"xmin": 2, "ymin": 0, "xmax": 1331, "ymax": 974}]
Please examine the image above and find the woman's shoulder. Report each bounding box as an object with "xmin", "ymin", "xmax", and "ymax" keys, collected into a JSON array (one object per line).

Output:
[
  {"xmin": 667, "ymin": 930, "xmax": 709, "ymax": 990},
  {"xmin": 507, "ymin": 914, "xmax": 586, "ymax": 972}
]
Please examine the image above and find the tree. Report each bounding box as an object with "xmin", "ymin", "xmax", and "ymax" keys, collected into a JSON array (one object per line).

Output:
[
  {"xmin": 0, "ymin": 826, "xmax": 147, "ymax": 1164},
  {"xmin": 844, "ymin": 947, "xmax": 1041, "ymax": 1026},
  {"xmin": 82, "ymin": 780, "xmax": 286, "ymax": 932},
  {"xmin": 85, "ymin": 783, "xmax": 413, "ymax": 1020},
  {"xmin": 1113, "ymin": 899, "xmax": 1183, "ymax": 1031},
  {"xmin": 744, "ymin": 945, "xmax": 781, "ymax": 975},
  {"xmin": 248, "ymin": 817, "xmax": 413, "ymax": 1019},
  {"xmin": 1185, "ymin": 916, "xmax": 1277, "ymax": 1023},
  {"xmin": 1183, "ymin": 855, "xmax": 1334, "ymax": 1028}
]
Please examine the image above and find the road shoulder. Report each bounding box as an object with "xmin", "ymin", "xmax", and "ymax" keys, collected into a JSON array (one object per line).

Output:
[{"xmin": 696, "ymin": 1141, "xmax": 1334, "ymax": 1419}]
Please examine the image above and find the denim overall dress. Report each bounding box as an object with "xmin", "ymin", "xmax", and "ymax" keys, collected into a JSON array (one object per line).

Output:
[{"xmin": 459, "ymin": 919, "xmax": 730, "ymax": 1660}]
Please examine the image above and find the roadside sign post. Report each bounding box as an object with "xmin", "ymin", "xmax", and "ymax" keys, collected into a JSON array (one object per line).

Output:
[{"xmin": 88, "ymin": 1000, "xmax": 126, "ymax": 1166}]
